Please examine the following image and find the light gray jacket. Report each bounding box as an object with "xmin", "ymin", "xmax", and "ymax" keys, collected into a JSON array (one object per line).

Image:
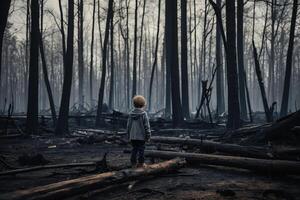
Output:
[{"xmin": 126, "ymin": 108, "xmax": 151, "ymax": 141}]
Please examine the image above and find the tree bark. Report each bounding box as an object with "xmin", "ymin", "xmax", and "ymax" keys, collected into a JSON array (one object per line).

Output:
[
  {"xmin": 280, "ymin": 0, "xmax": 298, "ymax": 117},
  {"xmin": 26, "ymin": 0, "xmax": 40, "ymax": 134}
]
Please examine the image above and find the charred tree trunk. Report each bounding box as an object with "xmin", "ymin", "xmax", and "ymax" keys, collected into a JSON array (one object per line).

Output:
[
  {"xmin": 132, "ymin": 0, "xmax": 138, "ymax": 98},
  {"xmin": 166, "ymin": 0, "xmax": 184, "ymax": 126},
  {"xmin": 39, "ymin": 1, "xmax": 56, "ymax": 125},
  {"xmin": 95, "ymin": 0, "xmax": 113, "ymax": 126},
  {"xmin": 138, "ymin": 0, "xmax": 147, "ymax": 94},
  {"xmin": 39, "ymin": 33, "xmax": 57, "ymax": 125},
  {"xmin": 180, "ymin": 0, "xmax": 190, "ymax": 119},
  {"xmin": 55, "ymin": 0, "xmax": 74, "ymax": 135},
  {"xmin": 78, "ymin": 0, "xmax": 84, "ymax": 109},
  {"xmin": 215, "ymin": 0, "xmax": 225, "ymax": 116},
  {"xmin": 109, "ymin": 3, "xmax": 114, "ymax": 109},
  {"xmin": 1, "ymin": 159, "xmax": 185, "ymax": 200},
  {"xmin": 225, "ymin": 0, "xmax": 240, "ymax": 129},
  {"xmin": 237, "ymin": 0, "xmax": 247, "ymax": 120},
  {"xmin": 26, "ymin": 0, "xmax": 40, "ymax": 134},
  {"xmin": 89, "ymin": 0, "xmax": 96, "ymax": 107},
  {"xmin": 0, "ymin": 0, "xmax": 12, "ymax": 97},
  {"xmin": 252, "ymin": 41, "xmax": 273, "ymax": 122},
  {"xmin": 149, "ymin": 0, "xmax": 161, "ymax": 111},
  {"xmin": 280, "ymin": 0, "xmax": 298, "ymax": 117}
]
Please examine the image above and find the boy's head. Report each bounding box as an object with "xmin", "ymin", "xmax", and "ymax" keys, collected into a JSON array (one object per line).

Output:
[{"xmin": 133, "ymin": 95, "xmax": 146, "ymax": 108}]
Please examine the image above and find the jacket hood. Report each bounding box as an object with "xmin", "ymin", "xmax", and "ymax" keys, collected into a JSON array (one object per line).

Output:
[{"xmin": 130, "ymin": 108, "xmax": 145, "ymax": 115}]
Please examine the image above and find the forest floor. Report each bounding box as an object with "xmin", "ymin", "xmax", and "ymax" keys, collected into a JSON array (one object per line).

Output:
[{"xmin": 1, "ymin": 124, "xmax": 300, "ymax": 200}]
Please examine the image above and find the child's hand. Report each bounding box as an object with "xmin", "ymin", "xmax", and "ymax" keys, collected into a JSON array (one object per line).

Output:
[{"xmin": 146, "ymin": 136, "xmax": 150, "ymax": 142}]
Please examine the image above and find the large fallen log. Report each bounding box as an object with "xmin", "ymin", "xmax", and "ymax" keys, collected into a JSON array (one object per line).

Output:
[
  {"xmin": 0, "ymin": 158, "xmax": 185, "ymax": 200},
  {"xmin": 151, "ymin": 136, "xmax": 271, "ymax": 159},
  {"xmin": 142, "ymin": 150, "xmax": 300, "ymax": 175},
  {"xmin": 263, "ymin": 110, "xmax": 300, "ymax": 140}
]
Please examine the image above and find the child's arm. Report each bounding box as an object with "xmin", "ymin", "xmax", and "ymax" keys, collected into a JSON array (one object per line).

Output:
[
  {"xmin": 126, "ymin": 116, "xmax": 132, "ymax": 140},
  {"xmin": 143, "ymin": 113, "xmax": 151, "ymax": 141}
]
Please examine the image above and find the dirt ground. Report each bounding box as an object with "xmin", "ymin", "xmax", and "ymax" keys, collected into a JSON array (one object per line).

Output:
[{"xmin": 0, "ymin": 130, "xmax": 300, "ymax": 200}]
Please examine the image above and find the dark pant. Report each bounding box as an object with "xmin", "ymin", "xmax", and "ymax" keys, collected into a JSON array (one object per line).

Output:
[{"xmin": 130, "ymin": 140, "xmax": 145, "ymax": 164}]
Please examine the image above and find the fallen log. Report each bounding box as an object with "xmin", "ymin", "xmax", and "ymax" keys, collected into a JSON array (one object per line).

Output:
[
  {"xmin": 0, "ymin": 153, "xmax": 109, "ymax": 176},
  {"xmin": 0, "ymin": 162, "xmax": 97, "ymax": 176},
  {"xmin": 263, "ymin": 110, "xmax": 300, "ymax": 140},
  {"xmin": 0, "ymin": 158, "xmax": 185, "ymax": 200},
  {"xmin": 141, "ymin": 150, "xmax": 300, "ymax": 175},
  {"xmin": 151, "ymin": 136, "xmax": 271, "ymax": 159},
  {"xmin": 0, "ymin": 134, "xmax": 24, "ymax": 139}
]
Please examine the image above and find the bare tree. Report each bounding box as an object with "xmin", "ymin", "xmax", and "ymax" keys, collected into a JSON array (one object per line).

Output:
[
  {"xmin": 225, "ymin": 0, "xmax": 240, "ymax": 129},
  {"xmin": 0, "ymin": 0, "xmax": 12, "ymax": 97},
  {"xmin": 26, "ymin": 0, "xmax": 40, "ymax": 134},
  {"xmin": 78, "ymin": 0, "xmax": 84, "ymax": 109},
  {"xmin": 149, "ymin": 0, "xmax": 161, "ymax": 111},
  {"xmin": 237, "ymin": 0, "xmax": 247, "ymax": 119},
  {"xmin": 132, "ymin": 0, "xmax": 138, "ymax": 98},
  {"xmin": 55, "ymin": 0, "xmax": 74, "ymax": 135},
  {"xmin": 180, "ymin": 0, "xmax": 190, "ymax": 119},
  {"xmin": 215, "ymin": 0, "xmax": 225, "ymax": 115},
  {"xmin": 166, "ymin": 0, "xmax": 184, "ymax": 126},
  {"xmin": 109, "ymin": 2, "xmax": 115, "ymax": 109},
  {"xmin": 39, "ymin": 0, "xmax": 56, "ymax": 125},
  {"xmin": 95, "ymin": 0, "xmax": 113, "ymax": 126},
  {"xmin": 89, "ymin": 0, "xmax": 96, "ymax": 107},
  {"xmin": 280, "ymin": 0, "xmax": 298, "ymax": 117}
]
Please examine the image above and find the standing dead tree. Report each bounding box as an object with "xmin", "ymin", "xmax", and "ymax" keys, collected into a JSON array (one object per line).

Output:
[
  {"xmin": 39, "ymin": 0, "xmax": 56, "ymax": 125},
  {"xmin": 209, "ymin": 0, "xmax": 240, "ymax": 129},
  {"xmin": 55, "ymin": 0, "xmax": 74, "ymax": 135},
  {"xmin": 180, "ymin": 0, "xmax": 190, "ymax": 119},
  {"xmin": 280, "ymin": 0, "xmax": 298, "ymax": 117},
  {"xmin": 78, "ymin": 0, "xmax": 84, "ymax": 109},
  {"xmin": 26, "ymin": 0, "xmax": 40, "ymax": 134},
  {"xmin": 132, "ymin": 0, "xmax": 138, "ymax": 98},
  {"xmin": 195, "ymin": 66, "xmax": 217, "ymax": 123},
  {"xmin": 89, "ymin": 0, "xmax": 96, "ymax": 107},
  {"xmin": 95, "ymin": 0, "xmax": 113, "ymax": 127},
  {"xmin": 0, "ymin": 0, "xmax": 12, "ymax": 98},
  {"xmin": 149, "ymin": 0, "xmax": 161, "ymax": 111},
  {"xmin": 252, "ymin": 41, "xmax": 274, "ymax": 122},
  {"xmin": 165, "ymin": 0, "xmax": 184, "ymax": 126}
]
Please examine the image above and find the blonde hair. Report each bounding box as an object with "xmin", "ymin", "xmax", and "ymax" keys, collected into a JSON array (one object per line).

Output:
[{"xmin": 132, "ymin": 95, "xmax": 146, "ymax": 108}]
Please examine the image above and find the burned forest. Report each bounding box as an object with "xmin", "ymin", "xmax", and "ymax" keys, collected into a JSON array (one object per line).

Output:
[{"xmin": 1, "ymin": 0, "xmax": 300, "ymax": 199}]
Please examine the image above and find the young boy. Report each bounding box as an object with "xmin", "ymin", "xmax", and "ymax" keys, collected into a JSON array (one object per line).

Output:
[{"xmin": 127, "ymin": 95, "xmax": 151, "ymax": 168}]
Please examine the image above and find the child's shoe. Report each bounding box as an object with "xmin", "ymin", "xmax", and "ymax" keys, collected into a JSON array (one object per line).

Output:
[{"xmin": 136, "ymin": 163, "xmax": 147, "ymax": 168}]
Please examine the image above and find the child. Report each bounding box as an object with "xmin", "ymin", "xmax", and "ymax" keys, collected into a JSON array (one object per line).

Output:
[{"xmin": 127, "ymin": 95, "xmax": 151, "ymax": 168}]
